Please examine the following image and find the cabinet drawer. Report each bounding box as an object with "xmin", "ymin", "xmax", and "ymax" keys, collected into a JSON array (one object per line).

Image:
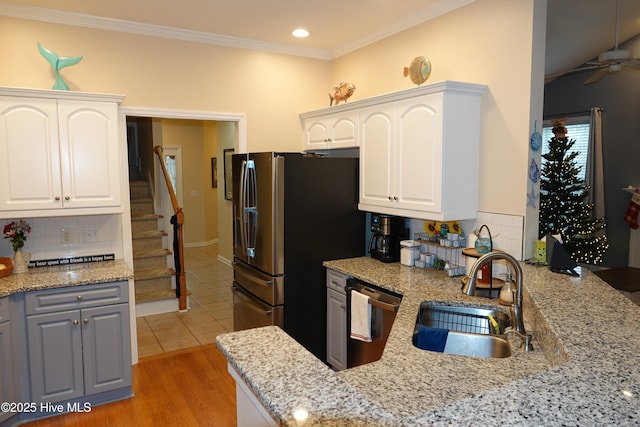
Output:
[
  {"xmin": 26, "ymin": 281, "xmax": 128, "ymax": 315},
  {"xmin": 326, "ymin": 269, "xmax": 348, "ymax": 294},
  {"xmin": 0, "ymin": 297, "xmax": 8, "ymax": 323}
]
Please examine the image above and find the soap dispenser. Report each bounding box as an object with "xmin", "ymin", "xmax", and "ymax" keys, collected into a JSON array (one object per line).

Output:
[{"xmin": 499, "ymin": 271, "xmax": 514, "ymax": 306}]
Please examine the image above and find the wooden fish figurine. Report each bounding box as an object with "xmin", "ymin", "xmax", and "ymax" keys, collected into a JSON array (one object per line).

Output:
[
  {"xmin": 38, "ymin": 42, "xmax": 83, "ymax": 91},
  {"xmin": 329, "ymin": 82, "xmax": 355, "ymax": 106}
]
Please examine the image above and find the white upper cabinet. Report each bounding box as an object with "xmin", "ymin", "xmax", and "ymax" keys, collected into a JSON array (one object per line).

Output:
[
  {"xmin": 359, "ymin": 83, "xmax": 486, "ymax": 220},
  {"xmin": 300, "ymin": 109, "xmax": 358, "ymax": 151},
  {"xmin": 0, "ymin": 88, "xmax": 124, "ymax": 218}
]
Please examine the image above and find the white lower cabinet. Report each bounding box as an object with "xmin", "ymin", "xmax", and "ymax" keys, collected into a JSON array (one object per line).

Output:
[
  {"xmin": 228, "ymin": 364, "xmax": 278, "ymax": 427},
  {"xmin": 326, "ymin": 269, "xmax": 347, "ymax": 371},
  {"xmin": 25, "ymin": 282, "xmax": 132, "ymax": 404}
]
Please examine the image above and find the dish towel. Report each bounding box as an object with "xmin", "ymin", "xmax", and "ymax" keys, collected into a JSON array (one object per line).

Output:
[
  {"xmin": 350, "ymin": 290, "xmax": 372, "ymax": 342},
  {"xmin": 416, "ymin": 324, "xmax": 449, "ymax": 352}
]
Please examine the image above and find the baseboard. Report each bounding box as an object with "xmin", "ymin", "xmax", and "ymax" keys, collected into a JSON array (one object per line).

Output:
[
  {"xmin": 184, "ymin": 239, "xmax": 219, "ymax": 248},
  {"xmin": 217, "ymin": 255, "xmax": 232, "ymax": 267},
  {"xmin": 135, "ymin": 296, "xmax": 191, "ymax": 317}
]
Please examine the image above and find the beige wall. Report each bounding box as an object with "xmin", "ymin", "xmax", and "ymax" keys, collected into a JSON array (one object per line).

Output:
[
  {"xmin": 330, "ymin": 0, "xmax": 545, "ymax": 257},
  {"xmin": 161, "ymin": 119, "xmax": 205, "ymax": 245},
  {"xmin": 202, "ymin": 121, "xmax": 219, "ymax": 243},
  {"xmin": 216, "ymin": 122, "xmax": 236, "ymax": 264},
  {"xmin": 0, "ymin": 16, "xmax": 331, "ymax": 153},
  {"xmin": 0, "ymin": 0, "xmax": 546, "ymax": 258}
]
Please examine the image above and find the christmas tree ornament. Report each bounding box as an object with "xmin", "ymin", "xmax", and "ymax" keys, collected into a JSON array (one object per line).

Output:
[{"xmin": 530, "ymin": 120, "xmax": 542, "ymax": 151}]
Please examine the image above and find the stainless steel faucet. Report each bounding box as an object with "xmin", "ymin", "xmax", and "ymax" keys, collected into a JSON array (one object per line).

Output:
[{"xmin": 462, "ymin": 251, "xmax": 534, "ymax": 351}]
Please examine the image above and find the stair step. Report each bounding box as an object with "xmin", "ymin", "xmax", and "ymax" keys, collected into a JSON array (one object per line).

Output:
[
  {"xmin": 131, "ymin": 213, "xmax": 163, "ymax": 221},
  {"xmin": 132, "ymin": 229, "xmax": 167, "ymax": 240},
  {"xmin": 135, "ymin": 267, "xmax": 176, "ymax": 281},
  {"xmin": 130, "ymin": 198, "xmax": 154, "ymax": 215},
  {"xmin": 134, "ymin": 248, "xmax": 172, "ymax": 259}
]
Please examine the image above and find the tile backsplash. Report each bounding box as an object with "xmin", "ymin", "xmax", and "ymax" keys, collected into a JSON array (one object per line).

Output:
[
  {"xmin": 407, "ymin": 211, "xmax": 524, "ymax": 260},
  {"xmin": 1, "ymin": 214, "xmax": 124, "ymax": 262}
]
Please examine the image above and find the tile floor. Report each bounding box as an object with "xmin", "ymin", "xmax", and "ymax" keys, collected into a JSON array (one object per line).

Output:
[{"xmin": 136, "ymin": 244, "xmax": 234, "ymax": 358}]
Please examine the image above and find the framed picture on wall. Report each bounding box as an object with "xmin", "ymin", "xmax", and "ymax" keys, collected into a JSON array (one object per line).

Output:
[
  {"xmin": 224, "ymin": 148, "xmax": 234, "ymax": 200},
  {"xmin": 211, "ymin": 157, "xmax": 218, "ymax": 188}
]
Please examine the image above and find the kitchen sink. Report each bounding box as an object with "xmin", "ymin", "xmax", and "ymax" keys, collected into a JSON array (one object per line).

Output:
[{"xmin": 412, "ymin": 302, "xmax": 512, "ymax": 358}]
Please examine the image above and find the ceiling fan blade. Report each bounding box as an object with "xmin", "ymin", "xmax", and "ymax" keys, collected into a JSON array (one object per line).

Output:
[
  {"xmin": 545, "ymin": 65, "xmax": 606, "ymax": 83},
  {"xmin": 583, "ymin": 68, "xmax": 609, "ymax": 85}
]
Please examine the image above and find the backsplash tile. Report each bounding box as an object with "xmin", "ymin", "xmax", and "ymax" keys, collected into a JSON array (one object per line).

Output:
[
  {"xmin": 407, "ymin": 211, "xmax": 524, "ymax": 260},
  {"xmin": 1, "ymin": 214, "xmax": 124, "ymax": 261}
]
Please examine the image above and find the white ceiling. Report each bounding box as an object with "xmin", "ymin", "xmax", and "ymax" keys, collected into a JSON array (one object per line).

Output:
[{"xmin": 1, "ymin": 0, "xmax": 640, "ymax": 77}]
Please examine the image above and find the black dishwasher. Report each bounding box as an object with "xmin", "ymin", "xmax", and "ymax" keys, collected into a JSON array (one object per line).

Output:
[{"xmin": 345, "ymin": 278, "xmax": 402, "ymax": 368}]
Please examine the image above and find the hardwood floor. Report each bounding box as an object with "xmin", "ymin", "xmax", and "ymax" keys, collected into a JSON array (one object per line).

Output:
[{"xmin": 25, "ymin": 344, "xmax": 237, "ymax": 427}]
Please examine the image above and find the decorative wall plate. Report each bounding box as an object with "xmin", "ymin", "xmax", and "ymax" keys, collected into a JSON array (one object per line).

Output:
[{"xmin": 404, "ymin": 56, "xmax": 431, "ymax": 86}]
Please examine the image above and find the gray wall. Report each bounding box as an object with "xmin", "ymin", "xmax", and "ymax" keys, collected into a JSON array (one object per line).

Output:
[{"xmin": 543, "ymin": 35, "xmax": 640, "ymax": 268}]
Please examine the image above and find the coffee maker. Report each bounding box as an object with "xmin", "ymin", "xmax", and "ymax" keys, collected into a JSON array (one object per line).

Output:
[{"xmin": 369, "ymin": 214, "xmax": 408, "ymax": 263}]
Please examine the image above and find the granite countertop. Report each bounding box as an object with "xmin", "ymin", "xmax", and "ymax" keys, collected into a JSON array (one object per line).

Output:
[
  {"xmin": 0, "ymin": 259, "xmax": 133, "ymax": 297},
  {"xmin": 216, "ymin": 257, "xmax": 640, "ymax": 426}
]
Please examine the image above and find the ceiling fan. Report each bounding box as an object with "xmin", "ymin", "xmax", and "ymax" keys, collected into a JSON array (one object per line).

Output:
[{"xmin": 548, "ymin": 0, "xmax": 640, "ymax": 85}]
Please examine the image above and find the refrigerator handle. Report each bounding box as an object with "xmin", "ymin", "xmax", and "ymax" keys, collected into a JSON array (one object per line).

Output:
[
  {"xmin": 239, "ymin": 159, "xmax": 248, "ymax": 256},
  {"xmin": 242, "ymin": 159, "xmax": 257, "ymax": 258}
]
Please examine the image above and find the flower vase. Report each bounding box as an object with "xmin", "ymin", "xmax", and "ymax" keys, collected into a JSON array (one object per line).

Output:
[{"xmin": 12, "ymin": 249, "xmax": 31, "ymax": 274}]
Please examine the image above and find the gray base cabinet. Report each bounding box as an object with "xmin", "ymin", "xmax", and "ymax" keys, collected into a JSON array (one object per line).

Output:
[
  {"xmin": 0, "ymin": 297, "xmax": 14, "ymax": 424},
  {"xmin": 326, "ymin": 269, "xmax": 348, "ymax": 371},
  {"xmin": 25, "ymin": 281, "xmax": 132, "ymax": 404}
]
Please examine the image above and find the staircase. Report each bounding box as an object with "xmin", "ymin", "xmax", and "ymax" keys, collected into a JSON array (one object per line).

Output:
[{"xmin": 129, "ymin": 180, "xmax": 179, "ymax": 314}]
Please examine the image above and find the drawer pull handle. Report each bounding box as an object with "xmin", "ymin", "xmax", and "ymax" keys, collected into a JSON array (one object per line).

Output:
[
  {"xmin": 77, "ymin": 295, "xmax": 83, "ymax": 301},
  {"xmin": 73, "ymin": 320, "xmax": 79, "ymax": 326}
]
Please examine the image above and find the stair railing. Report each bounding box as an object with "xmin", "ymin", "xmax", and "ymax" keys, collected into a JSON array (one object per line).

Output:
[{"xmin": 153, "ymin": 146, "xmax": 187, "ymax": 311}]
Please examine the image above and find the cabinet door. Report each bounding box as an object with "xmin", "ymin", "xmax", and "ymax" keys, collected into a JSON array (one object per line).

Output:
[
  {"xmin": 359, "ymin": 105, "xmax": 394, "ymax": 208},
  {"xmin": 27, "ymin": 310, "xmax": 84, "ymax": 403},
  {"xmin": 0, "ymin": 98, "xmax": 63, "ymax": 211},
  {"xmin": 81, "ymin": 304, "xmax": 132, "ymax": 395},
  {"xmin": 0, "ymin": 321, "xmax": 14, "ymax": 423},
  {"xmin": 303, "ymin": 119, "xmax": 330, "ymax": 150},
  {"xmin": 394, "ymin": 94, "xmax": 443, "ymax": 212},
  {"xmin": 326, "ymin": 288, "xmax": 347, "ymax": 371},
  {"xmin": 58, "ymin": 100, "xmax": 121, "ymax": 208},
  {"xmin": 328, "ymin": 111, "xmax": 358, "ymax": 149}
]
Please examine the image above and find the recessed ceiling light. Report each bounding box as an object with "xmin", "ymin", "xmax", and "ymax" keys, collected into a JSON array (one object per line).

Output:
[{"xmin": 292, "ymin": 28, "xmax": 310, "ymax": 38}]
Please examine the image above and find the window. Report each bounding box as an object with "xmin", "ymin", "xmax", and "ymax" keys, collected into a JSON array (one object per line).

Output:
[{"xmin": 541, "ymin": 116, "xmax": 591, "ymax": 181}]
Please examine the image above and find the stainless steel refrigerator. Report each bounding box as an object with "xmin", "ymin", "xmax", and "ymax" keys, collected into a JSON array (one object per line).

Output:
[{"xmin": 232, "ymin": 152, "xmax": 364, "ymax": 361}]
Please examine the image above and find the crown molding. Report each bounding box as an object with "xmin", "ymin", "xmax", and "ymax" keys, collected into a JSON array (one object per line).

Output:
[
  {"xmin": 0, "ymin": 2, "xmax": 332, "ymax": 60},
  {"xmin": 0, "ymin": 0, "xmax": 475, "ymax": 60}
]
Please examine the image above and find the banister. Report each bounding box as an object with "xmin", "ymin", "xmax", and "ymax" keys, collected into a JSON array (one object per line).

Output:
[{"xmin": 153, "ymin": 146, "xmax": 187, "ymax": 311}]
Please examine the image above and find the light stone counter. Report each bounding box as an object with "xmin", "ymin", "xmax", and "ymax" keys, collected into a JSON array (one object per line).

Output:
[
  {"xmin": 0, "ymin": 259, "xmax": 133, "ymax": 297},
  {"xmin": 216, "ymin": 257, "xmax": 640, "ymax": 426}
]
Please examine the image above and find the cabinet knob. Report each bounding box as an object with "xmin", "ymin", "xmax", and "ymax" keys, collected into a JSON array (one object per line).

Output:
[
  {"xmin": 73, "ymin": 319, "xmax": 79, "ymax": 326},
  {"xmin": 54, "ymin": 196, "xmax": 61, "ymax": 201},
  {"xmin": 340, "ymin": 304, "xmax": 345, "ymax": 309},
  {"xmin": 83, "ymin": 318, "xmax": 89, "ymax": 324},
  {"xmin": 332, "ymin": 279, "xmax": 339, "ymax": 284},
  {"xmin": 65, "ymin": 196, "xmax": 70, "ymax": 201},
  {"xmin": 393, "ymin": 196, "xmax": 399, "ymax": 201},
  {"xmin": 388, "ymin": 196, "xmax": 393, "ymax": 201},
  {"xmin": 77, "ymin": 295, "xmax": 83, "ymax": 301}
]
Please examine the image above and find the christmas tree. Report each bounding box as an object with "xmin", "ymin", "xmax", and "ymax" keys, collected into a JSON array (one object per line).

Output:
[{"xmin": 538, "ymin": 119, "xmax": 608, "ymax": 264}]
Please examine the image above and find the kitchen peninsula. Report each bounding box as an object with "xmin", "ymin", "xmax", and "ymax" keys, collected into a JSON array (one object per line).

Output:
[{"xmin": 217, "ymin": 257, "xmax": 640, "ymax": 426}]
